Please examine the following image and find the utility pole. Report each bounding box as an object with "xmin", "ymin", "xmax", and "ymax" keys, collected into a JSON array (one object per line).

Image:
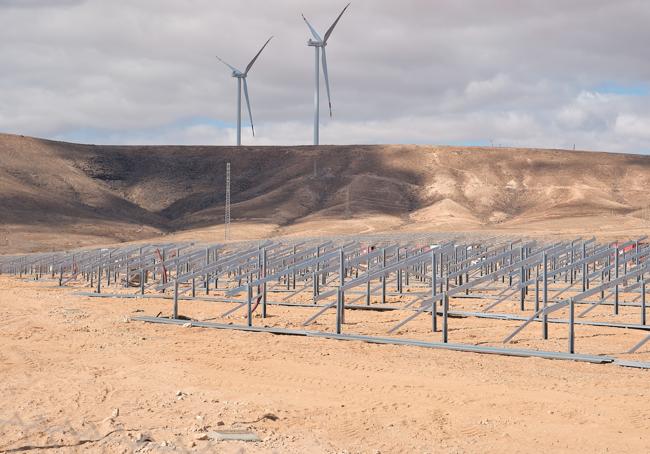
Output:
[{"xmin": 225, "ymin": 162, "xmax": 231, "ymax": 241}]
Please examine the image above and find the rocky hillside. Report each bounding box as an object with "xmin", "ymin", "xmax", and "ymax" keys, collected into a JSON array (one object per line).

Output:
[{"xmin": 1, "ymin": 133, "xmax": 649, "ymax": 252}]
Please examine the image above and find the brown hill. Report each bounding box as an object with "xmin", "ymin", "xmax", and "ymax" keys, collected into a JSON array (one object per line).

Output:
[{"xmin": 1, "ymin": 133, "xmax": 649, "ymax": 253}]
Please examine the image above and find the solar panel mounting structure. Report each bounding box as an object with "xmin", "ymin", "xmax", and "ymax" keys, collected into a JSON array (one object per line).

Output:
[{"xmin": 2, "ymin": 233, "xmax": 650, "ymax": 369}]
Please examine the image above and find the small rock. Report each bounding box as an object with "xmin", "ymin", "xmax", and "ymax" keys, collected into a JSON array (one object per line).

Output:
[
  {"xmin": 262, "ymin": 413, "xmax": 279, "ymax": 421},
  {"xmin": 182, "ymin": 322, "xmax": 192, "ymax": 328},
  {"xmin": 195, "ymin": 433, "xmax": 209, "ymax": 441},
  {"xmin": 216, "ymin": 420, "xmax": 225, "ymax": 426},
  {"xmin": 112, "ymin": 408, "xmax": 119, "ymax": 418},
  {"xmin": 176, "ymin": 390, "xmax": 184, "ymax": 397},
  {"xmin": 135, "ymin": 432, "xmax": 153, "ymax": 443}
]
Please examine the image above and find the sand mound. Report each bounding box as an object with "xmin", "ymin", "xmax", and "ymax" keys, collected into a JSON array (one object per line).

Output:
[{"xmin": 410, "ymin": 198, "xmax": 482, "ymax": 226}]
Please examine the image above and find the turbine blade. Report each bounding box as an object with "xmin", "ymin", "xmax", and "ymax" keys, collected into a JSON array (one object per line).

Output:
[
  {"xmin": 321, "ymin": 46, "xmax": 332, "ymax": 117},
  {"xmin": 215, "ymin": 55, "xmax": 241, "ymax": 74},
  {"xmin": 242, "ymin": 78, "xmax": 255, "ymax": 136},
  {"xmin": 245, "ymin": 36, "xmax": 273, "ymax": 75},
  {"xmin": 324, "ymin": 2, "xmax": 350, "ymax": 43},
  {"xmin": 301, "ymin": 13, "xmax": 322, "ymax": 41}
]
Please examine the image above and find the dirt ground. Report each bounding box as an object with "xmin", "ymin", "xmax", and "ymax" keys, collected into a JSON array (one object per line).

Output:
[{"xmin": 1, "ymin": 274, "xmax": 649, "ymax": 453}]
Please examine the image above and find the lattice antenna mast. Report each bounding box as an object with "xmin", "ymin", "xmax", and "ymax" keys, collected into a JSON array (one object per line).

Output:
[{"xmin": 225, "ymin": 162, "xmax": 231, "ymax": 241}]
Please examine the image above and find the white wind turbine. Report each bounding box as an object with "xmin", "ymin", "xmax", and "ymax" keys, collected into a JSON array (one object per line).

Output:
[
  {"xmin": 302, "ymin": 3, "xmax": 351, "ymax": 145},
  {"xmin": 216, "ymin": 36, "xmax": 273, "ymax": 146}
]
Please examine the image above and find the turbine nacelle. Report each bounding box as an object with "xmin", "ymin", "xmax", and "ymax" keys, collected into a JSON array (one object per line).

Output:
[{"xmin": 307, "ymin": 39, "xmax": 324, "ymax": 47}]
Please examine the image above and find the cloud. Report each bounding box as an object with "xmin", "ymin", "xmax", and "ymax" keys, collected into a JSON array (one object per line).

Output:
[
  {"xmin": 615, "ymin": 115, "xmax": 650, "ymax": 140},
  {"xmin": 0, "ymin": 0, "xmax": 85, "ymax": 8},
  {"xmin": 0, "ymin": 0, "xmax": 649, "ymax": 153}
]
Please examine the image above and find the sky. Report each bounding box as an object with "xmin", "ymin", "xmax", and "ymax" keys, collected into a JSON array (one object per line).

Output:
[{"xmin": 1, "ymin": 0, "xmax": 649, "ymax": 153}]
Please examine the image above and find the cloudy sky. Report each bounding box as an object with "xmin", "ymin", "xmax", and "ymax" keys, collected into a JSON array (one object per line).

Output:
[{"xmin": 1, "ymin": 0, "xmax": 649, "ymax": 152}]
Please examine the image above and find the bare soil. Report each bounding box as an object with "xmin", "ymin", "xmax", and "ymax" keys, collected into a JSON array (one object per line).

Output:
[{"xmin": 1, "ymin": 275, "xmax": 649, "ymax": 453}]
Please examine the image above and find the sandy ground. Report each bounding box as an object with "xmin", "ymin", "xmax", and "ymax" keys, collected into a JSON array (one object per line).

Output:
[
  {"xmin": 4, "ymin": 213, "xmax": 650, "ymax": 256},
  {"xmin": 1, "ymin": 275, "xmax": 650, "ymax": 453}
]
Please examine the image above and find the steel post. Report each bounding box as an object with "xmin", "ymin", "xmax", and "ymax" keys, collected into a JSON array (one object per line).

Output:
[
  {"xmin": 569, "ymin": 298, "xmax": 575, "ymax": 354},
  {"xmin": 442, "ymin": 292, "xmax": 449, "ymax": 343},
  {"xmin": 173, "ymin": 280, "xmax": 179, "ymax": 319},
  {"xmin": 642, "ymin": 280, "xmax": 647, "ymax": 326},
  {"xmin": 432, "ymin": 251, "xmax": 437, "ymax": 332}
]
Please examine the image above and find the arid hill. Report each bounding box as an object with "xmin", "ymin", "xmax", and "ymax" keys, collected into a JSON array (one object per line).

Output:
[{"xmin": 1, "ymin": 133, "xmax": 649, "ymax": 252}]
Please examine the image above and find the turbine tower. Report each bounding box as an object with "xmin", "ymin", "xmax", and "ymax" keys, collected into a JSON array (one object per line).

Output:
[
  {"xmin": 302, "ymin": 3, "xmax": 351, "ymax": 145},
  {"xmin": 216, "ymin": 36, "xmax": 273, "ymax": 146}
]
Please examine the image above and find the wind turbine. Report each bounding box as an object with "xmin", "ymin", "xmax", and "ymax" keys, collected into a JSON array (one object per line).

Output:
[
  {"xmin": 216, "ymin": 36, "xmax": 273, "ymax": 146},
  {"xmin": 302, "ymin": 3, "xmax": 351, "ymax": 145}
]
